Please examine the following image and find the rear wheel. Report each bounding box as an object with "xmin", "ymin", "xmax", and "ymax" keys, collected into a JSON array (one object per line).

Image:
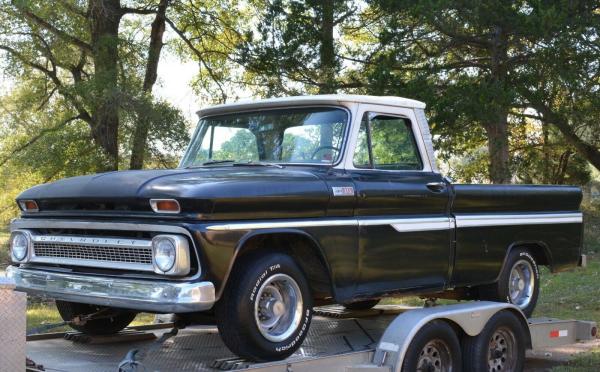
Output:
[
  {"xmin": 215, "ymin": 252, "xmax": 313, "ymax": 361},
  {"xmin": 401, "ymin": 320, "xmax": 462, "ymax": 372},
  {"xmin": 462, "ymin": 310, "xmax": 527, "ymax": 372},
  {"xmin": 343, "ymin": 299, "xmax": 380, "ymax": 311},
  {"xmin": 478, "ymin": 248, "xmax": 540, "ymax": 317},
  {"xmin": 55, "ymin": 301, "xmax": 136, "ymax": 335}
]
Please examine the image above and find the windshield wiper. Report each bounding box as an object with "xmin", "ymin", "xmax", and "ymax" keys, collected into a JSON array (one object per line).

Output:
[
  {"xmin": 233, "ymin": 161, "xmax": 284, "ymax": 169},
  {"xmin": 185, "ymin": 160, "xmax": 236, "ymax": 168}
]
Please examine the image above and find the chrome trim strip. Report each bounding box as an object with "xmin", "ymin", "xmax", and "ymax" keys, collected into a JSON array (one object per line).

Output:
[
  {"xmin": 10, "ymin": 219, "xmax": 191, "ymax": 235},
  {"xmin": 207, "ymin": 213, "xmax": 582, "ymax": 232},
  {"xmin": 207, "ymin": 217, "xmax": 453, "ymax": 232},
  {"xmin": 6, "ymin": 266, "xmax": 215, "ymax": 313},
  {"xmin": 455, "ymin": 213, "xmax": 583, "ymax": 228},
  {"xmin": 32, "ymin": 234, "xmax": 152, "ymax": 248},
  {"xmin": 360, "ymin": 217, "xmax": 452, "ymax": 233},
  {"xmin": 206, "ymin": 219, "xmax": 359, "ymax": 231}
]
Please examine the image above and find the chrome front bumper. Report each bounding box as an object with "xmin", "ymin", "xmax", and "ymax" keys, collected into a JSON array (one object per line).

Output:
[{"xmin": 6, "ymin": 266, "xmax": 215, "ymax": 313}]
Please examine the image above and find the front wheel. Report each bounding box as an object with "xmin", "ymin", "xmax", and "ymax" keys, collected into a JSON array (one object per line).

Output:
[
  {"xmin": 215, "ymin": 252, "xmax": 313, "ymax": 361},
  {"xmin": 343, "ymin": 299, "xmax": 380, "ymax": 311},
  {"xmin": 55, "ymin": 301, "xmax": 136, "ymax": 335},
  {"xmin": 478, "ymin": 248, "xmax": 540, "ymax": 317}
]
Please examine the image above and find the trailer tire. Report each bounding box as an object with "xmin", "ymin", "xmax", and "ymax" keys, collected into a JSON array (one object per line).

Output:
[
  {"xmin": 55, "ymin": 301, "xmax": 136, "ymax": 335},
  {"xmin": 343, "ymin": 299, "xmax": 380, "ymax": 310},
  {"xmin": 479, "ymin": 248, "xmax": 540, "ymax": 317},
  {"xmin": 401, "ymin": 320, "xmax": 462, "ymax": 372},
  {"xmin": 462, "ymin": 310, "xmax": 526, "ymax": 372},
  {"xmin": 215, "ymin": 252, "xmax": 313, "ymax": 361}
]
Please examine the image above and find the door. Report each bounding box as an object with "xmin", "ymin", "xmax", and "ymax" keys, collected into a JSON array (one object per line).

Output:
[{"xmin": 348, "ymin": 110, "xmax": 453, "ymax": 296}]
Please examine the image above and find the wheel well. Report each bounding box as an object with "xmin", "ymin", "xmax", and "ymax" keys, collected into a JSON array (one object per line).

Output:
[
  {"xmin": 510, "ymin": 242, "xmax": 551, "ymax": 267},
  {"xmin": 234, "ymin": 232, "xmax": 334, "ymax": 301}
]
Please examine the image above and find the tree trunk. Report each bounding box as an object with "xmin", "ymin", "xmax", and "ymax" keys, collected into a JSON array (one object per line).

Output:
[
  {"xmin": 89, "ymin": 0, "xmax": 122, "ymax": 171},
  {"xmin": 129, "ymin": 0, "xmax": 168, "ymax": 170},
  {"xmin": 318, "ymin": 0, "xmax": 336, "ymax": 94},
  {"xmin": 485, "ymin": 25, "xmax": 511, "ymax": 184},
  {"xmin": 542, "ymin": 124, "xmax": 551, "ymax": 183},
  {"xmin": 484, "ymin": 111, "xmax": 511, "ymax": 184}
]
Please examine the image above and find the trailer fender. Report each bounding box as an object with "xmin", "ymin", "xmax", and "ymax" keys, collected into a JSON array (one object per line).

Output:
[{"xmin": 372, "ymin": 301, "xmax": 529, "ymax": 372}]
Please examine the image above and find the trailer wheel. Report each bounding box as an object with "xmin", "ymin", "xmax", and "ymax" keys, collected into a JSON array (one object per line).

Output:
[
  {"xmin": 462, "ymin": 310, "xmax": 526, "ymax": 372},
  {"xmin": 401, "ymin": 320, "xmax": 461, "ymax": 372},
  {"xmin": 479, "ymin": 248, "xmax": 540, "ymax": 317},
  {"xmin": 55, "ymin": 301, "xmax": 136, "ymax": 335},
  {"xmin": 343, "ymin": 299, "xmax": 380, "ymax": 310},
  {"xmin": 215, "ymin": 252, "xmax": 313, "ymax": 361}
]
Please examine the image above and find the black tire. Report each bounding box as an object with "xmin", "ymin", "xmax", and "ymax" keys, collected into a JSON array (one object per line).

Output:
[
  {"xmin": 343, "ymin": 299, "xmax": 380, "ymax": 311},
  {"xmin": 55, "ymin": 301, "xmax": 137, "ymax": 335},
  {"xmin": 401, "ymin": 320, "xmax": 462, "ymax": 372},
  {"xmin": 478, "ymin": 248, "xmax": 540, "ymax": 317},
  {"xmin": 462, "ymin": 310, "xmax": 527, "ymax": 372},
  {"xmin": 215, "ymin": 252, "xmax": 313, "ymax": 361}
]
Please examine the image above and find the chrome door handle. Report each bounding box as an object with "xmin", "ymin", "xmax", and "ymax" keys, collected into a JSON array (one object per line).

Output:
[{"xmin": 426, "ymin": 182, "xmax": 446, "ymax": 192}]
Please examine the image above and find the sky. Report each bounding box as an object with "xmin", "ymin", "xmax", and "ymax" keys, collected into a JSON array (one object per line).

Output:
[{"xmin": 154, "ymin": 52, "xmax": 202, "ymax": 125}]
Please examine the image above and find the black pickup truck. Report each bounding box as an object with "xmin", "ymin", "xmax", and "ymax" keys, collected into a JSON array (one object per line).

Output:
[{"xmin": 7, "ymin": 95, "xmax": 583, "ymax": 361}]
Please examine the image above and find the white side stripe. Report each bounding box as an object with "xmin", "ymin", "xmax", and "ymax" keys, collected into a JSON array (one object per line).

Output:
[{"xmin": 455, "ymin": 213, "xmax": 582, "ymax": 228}]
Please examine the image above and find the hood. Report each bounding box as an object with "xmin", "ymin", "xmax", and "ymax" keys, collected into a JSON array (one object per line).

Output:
[{"xmin": 17, "ymin": 167, "xmax": 332, "ymax": 220}]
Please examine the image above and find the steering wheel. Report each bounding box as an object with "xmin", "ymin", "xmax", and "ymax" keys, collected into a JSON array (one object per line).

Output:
[{"xmin": 311, "ymin": 145, "xmax": 340, "ymax": 160}]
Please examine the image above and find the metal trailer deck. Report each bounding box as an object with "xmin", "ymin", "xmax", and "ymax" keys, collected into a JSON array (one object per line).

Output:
[{"xmin": 25, "ymin": 304, "xmax": 598, "ymax": 372}]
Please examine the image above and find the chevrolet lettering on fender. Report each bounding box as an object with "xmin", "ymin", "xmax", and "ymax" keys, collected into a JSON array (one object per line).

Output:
[{"xmin": 7, "ymin": 95, "xmax": 584, "ymax": 361}]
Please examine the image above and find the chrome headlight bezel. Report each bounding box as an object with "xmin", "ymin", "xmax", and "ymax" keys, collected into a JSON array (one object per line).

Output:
[
  {"xmin": 9, "ymin": 229, "xmax": 32, "ymax": 263},
  {"xmin": 151, "ymin": 235, "xmax": 191, "ymax": 276}
]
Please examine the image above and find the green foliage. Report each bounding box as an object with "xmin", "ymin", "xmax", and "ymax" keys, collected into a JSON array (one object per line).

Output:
[{"xmin": 238, "ymin": 0, "xmax": 361, "ymax": 96}]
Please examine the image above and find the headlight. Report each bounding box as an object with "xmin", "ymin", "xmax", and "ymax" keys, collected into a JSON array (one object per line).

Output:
[
  {"xmin": 151, "ymin": 235, "xmax": 191, "ymax": 276},
  {"xmin": 153, "ymin": 236, "xmax": 176, "ymax": 272},
  {"xmin": 10, "ymin": 230, "xmax": 30, "ymax": 262}
]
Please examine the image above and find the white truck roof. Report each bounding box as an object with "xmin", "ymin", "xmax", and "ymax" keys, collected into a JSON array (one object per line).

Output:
[{"xmin": 197, "ymin": 94, "xmax": 426, "ymax": 117}]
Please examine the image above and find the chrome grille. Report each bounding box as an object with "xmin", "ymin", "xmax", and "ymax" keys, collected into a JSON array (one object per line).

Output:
[
  {"xmin": 33, "ymin": 242, "xmax": 153, "ymax": 264},
  {"xmin": 29, "ymin": 234, "xmax": 155, "ymax": 272}
]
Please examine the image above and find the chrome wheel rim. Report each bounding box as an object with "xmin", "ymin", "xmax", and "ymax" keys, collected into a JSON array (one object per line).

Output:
[
  {"xmin": 416, "ymin": 339, "xmax": 453, "ymax": 372},
  {"xmin": 508, "ymin": 259, "xmax": 535, "ymax": 309},
  {"xmin": 488, "ymin": 327, "xmax": 517, "ymax": 371},
  {"xmin": 254, "ymin": 273, "xmax": 303, "ymax": 342}
]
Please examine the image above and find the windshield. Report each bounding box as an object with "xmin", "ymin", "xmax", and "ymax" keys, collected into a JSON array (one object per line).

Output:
[{"xmin": 180, "ymin": 107, "xmax": 348, "ymax": 167}]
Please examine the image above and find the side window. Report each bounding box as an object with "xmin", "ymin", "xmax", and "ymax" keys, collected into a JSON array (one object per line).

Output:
[{"xmin": 353, "ymin": 113, "xmax": 423, "ymax": 170}]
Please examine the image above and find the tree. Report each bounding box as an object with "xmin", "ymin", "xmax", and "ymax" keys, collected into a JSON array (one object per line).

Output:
[
  {"xmin": 237, "ymin": 0, "xmax": 361, "ymax": 96},
  {"xmin": 366, "ymin": 0, "xmax": 600, "ymax": 183},
  {"xmin": 0, "ymin": 0, "xmax": 187, "ymax": 171}
]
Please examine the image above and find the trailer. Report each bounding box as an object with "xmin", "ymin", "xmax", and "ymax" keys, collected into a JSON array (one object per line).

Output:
[{"xmin": 22, "ymin": 301, "xmax": 597, "ymax": 372}]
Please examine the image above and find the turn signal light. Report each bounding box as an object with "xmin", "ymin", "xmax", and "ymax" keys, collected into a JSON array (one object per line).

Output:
[
  {"xmin": 18, "ymin": 200, "xmax": 39, "ymax": 212},
  {"xmin": 150, "ymin": 199, "xmax": 181, "ymax": 214}
]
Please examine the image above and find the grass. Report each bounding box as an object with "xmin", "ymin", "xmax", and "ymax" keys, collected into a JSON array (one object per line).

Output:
[
  {"xmin": 534, "ymin": 257, "xmax": 600, "ymax": 323},
  {"xmin": 551, "ymin": 348, "xmax": 600, "ymax": 372}
]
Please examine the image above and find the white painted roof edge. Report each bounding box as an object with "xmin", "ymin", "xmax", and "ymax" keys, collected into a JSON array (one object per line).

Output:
[{"xmin": 196, "ymin": 94, "xmax": 426, "ymax": 117}]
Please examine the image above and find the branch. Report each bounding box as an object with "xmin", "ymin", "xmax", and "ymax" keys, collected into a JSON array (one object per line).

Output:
[
  {"xmin": 120, "ymin": 7, "xmax": 158, "ymax": 16},
  {"xmin": 56, "ymin": 0, "xmax": 88, "ymax": 18},
  {"xmin": 21, "ymin": 9, "xmax": 92, "ymax": 52},
  {"xmin": 165, "ymin": 16, "xmax": 228, "ymax": 101},
  {"xmin": 0, "ymin": 114, "xmax": 82, "ymax": 167}
]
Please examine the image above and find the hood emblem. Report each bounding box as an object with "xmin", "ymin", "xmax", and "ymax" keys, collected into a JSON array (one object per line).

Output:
[{"xmin": 332, "ymin": 186, "xmax": 355, "ymax": 197}]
